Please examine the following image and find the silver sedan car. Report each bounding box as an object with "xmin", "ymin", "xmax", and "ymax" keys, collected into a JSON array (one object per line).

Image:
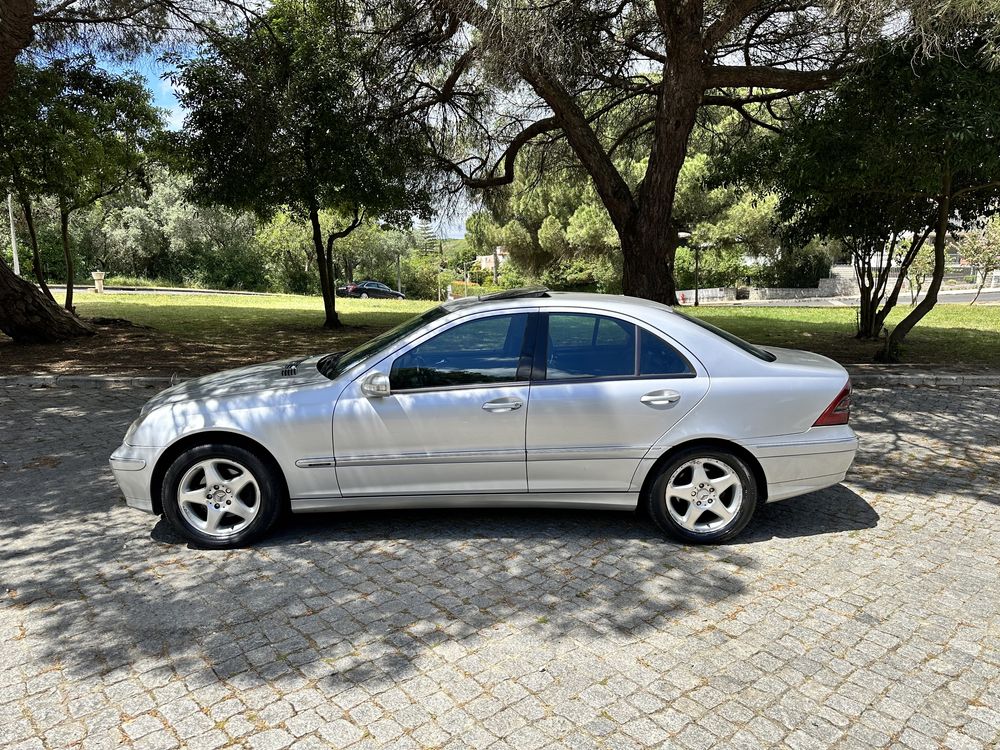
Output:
[{"xmin": 110, "ymin": 289, "xmax": 858, "ymax": 548}]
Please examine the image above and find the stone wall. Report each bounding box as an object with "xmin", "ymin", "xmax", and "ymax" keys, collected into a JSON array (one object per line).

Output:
[
  {"xmin": 747, "ymin": 286, "xmax": 836, "ymax": 301},
  {"xmin": 675, "ymin": 287, "xmax": 737, "ymax": 304}
]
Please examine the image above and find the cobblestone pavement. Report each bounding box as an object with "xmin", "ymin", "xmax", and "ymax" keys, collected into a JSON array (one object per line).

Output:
[{"xmin": 1, "ymin": 385, "xmax": 998, "ymax": 750}]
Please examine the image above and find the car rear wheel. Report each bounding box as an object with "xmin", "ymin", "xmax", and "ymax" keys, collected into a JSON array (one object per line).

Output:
[
  {"xmin": 647, "ymin": 448, "xmax": 758, "ymax": 544},
  {"xmin": 162, "ymin": 443, "xmax": 282, "ymax": 548}
]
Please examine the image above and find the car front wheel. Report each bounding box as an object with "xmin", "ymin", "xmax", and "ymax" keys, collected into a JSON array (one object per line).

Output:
[
  {"xmin": 161, "ymin": 443, "xmax": 283, "ymax": 548},
  {"xmin": 647, "ymin": 448, "xmax": 758, "ymax": 544}
]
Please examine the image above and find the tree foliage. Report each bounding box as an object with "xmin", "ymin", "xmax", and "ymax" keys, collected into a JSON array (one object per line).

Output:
[
  {"xmin": 728, "ymin": 41, "xmax": 1000, "ymax": 358},
  {"xmin": 175, "ymin": 0, "xmax": 432, "ymax": 327},
  {"xmin": 0, "ymin": 57, "xmax": 159, "ymax": 310},
  {"xmin": 958, "ymin": 218, "xmax": 1000, "ymax": 304},
  {"xmin": 372, "ymin": 0, "xmax": 1000, "ymax": 305}
]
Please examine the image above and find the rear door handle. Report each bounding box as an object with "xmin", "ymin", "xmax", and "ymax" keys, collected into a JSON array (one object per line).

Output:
[
  {"xmin": 640, "ymin": 390, "xmax": 681, "ymax": 407},
  {"xmin": 483, "ymin": 397, "xmax": 523, "ymax": 413}
]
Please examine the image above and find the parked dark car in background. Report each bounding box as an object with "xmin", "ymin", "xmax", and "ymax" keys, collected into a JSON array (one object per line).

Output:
[{"xmin": 336, "ymin": 280, "xmax": 405, "ymax": 299}]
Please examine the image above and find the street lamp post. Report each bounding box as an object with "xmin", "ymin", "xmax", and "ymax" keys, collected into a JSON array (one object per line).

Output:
[
  {"xmin": 677, "ymin": 231, "xmax": 692, "ymax": 305},
  {"xmin": 6, "ymin": 193, "xmax": 20, "ymax": 276},
  {"xmin": 694, "ymin": 244, "xmax": 701, "ymax": 307}
]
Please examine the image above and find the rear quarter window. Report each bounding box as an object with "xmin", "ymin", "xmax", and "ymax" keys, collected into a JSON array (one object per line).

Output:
[{"xmin": 676, "ymin": 312, "xmax": 776, "ymax": 362}]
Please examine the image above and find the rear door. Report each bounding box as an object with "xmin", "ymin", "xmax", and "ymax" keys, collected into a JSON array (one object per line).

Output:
[{"xmin": 526, "ymin": 311, "xmax": 710, "ymax": 492}]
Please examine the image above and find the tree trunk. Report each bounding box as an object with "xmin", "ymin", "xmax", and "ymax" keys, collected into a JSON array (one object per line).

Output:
[
  {"xmin": 873, "ymin": 229, "xmax": 929, "ymax": 334},
  {"xmin": 323, "ymin": 231, "xmax": 341, "ymax": 328},
  {"xmin": 855, "ymin": 255, "xmax": 878, "ymax": 339},
  {"xmin": 621, "ymin": 224, "xmax": 679, "ymax": 304},
  {"xmin": 58, "ymin": 198, "xmax": 75, "ymax": 311},
  {"xmin": 308, "ymin": 204, "xmax": 340, "ymax": 329},
  {"xmin": 970, "ymin": 271, "xmax": 987, "ymax": 305},
  {"xmin": 629, "ymin": 1, "xmax": 705, "ymax": 306},
  {"xmin": 878, "ymin": 176, "xmax": 952, "ymax": 362},
  {"xmin": 17, "ymin": 192, "xmax": 54, "ymax": 302},
  {"xmin": 0, "ymin": 257, "xmax": 94, "ymax": 343},
  {"xmin": 0, "ymin": 0, "xmax": 34, "ymax": 101}
]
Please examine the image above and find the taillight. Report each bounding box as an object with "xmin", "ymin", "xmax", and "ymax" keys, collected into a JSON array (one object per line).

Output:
[{"xmin": 814, "ymin": 383, "xmax": 851, "ymax": 426}]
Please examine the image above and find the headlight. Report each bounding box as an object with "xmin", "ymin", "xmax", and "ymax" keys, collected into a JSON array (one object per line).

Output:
[{"xmin": 123, "ymin": 417, "xmax": 143, "ymax": 445}]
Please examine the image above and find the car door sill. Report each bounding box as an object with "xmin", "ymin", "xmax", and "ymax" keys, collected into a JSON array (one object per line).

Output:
[{"xmin": 291, "ymin": 492, "xmax": 639, "ymax": 513}]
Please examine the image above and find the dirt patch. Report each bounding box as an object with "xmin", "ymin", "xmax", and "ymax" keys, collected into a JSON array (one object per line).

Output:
[
  {"xmin": 0, "ymin": 319, "xmax": 385, "ymax": 377},
  {"xmin": 22, "ymin": 455, "xmax": 63, "ymax": 469}
]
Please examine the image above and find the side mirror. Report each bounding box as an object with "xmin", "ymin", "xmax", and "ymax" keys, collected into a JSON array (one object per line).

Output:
[{"xmin": 361, "ymin": 371, "xmax": 391, "ymax": 398}]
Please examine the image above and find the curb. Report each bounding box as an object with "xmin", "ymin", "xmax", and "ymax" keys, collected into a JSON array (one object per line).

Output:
[
  {"xmin": 2, "ymin": 372, "xmax": 999, "ymax": 389},
  {"xmin": 846, "ymin": 372, "xmax": 1000, "ymax": 387},
  {"xmin": 0, "ymin": 375, "xmax": 182, "ymax": 388},
  {"xmin": 46, "ymin": 284, "xmax": 274, "ymax": 297}
]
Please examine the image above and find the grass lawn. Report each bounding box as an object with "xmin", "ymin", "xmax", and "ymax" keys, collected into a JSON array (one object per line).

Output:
[
  {"xmin": 76, "ymin": 292, "xmax": 433, "ymax": 341},
  {"xmin": 1, "ymin": 291, "xmax": 997, "ymax": 376},
  {"xmin": 689, "ymin": 304, "xmax": 1000, "ymax": 368}
]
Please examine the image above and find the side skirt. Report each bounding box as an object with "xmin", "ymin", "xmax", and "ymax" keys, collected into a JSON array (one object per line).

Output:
[{"xmin": 291, "ymin": 492, "xmax": 640, "ymax": 514}]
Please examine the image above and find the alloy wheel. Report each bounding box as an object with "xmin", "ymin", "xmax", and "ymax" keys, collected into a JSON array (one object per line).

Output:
[
  {"xmin": 664, "ymin": 456, "xmax": 744, "ymax": 533},
  {"xmin": 177, "ymin": 458, "xmax": 261, "ymax": 538}
]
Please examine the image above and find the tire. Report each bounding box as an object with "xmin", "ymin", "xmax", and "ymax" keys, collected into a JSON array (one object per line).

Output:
[
  {"xmin": 161, "ymin": 443, "xmax": 283, "ymax": 548},
  {"xmin": 646, "ymin": 447, "xmax": 758, "ymax": 544},
  {"xmin": 360, "ymin": 292, "xmax": 369, "ymax": 299}
]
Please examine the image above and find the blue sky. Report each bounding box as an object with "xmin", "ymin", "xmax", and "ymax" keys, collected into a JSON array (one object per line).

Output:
[
  {"xmin": 115, "ymin": 56, "xmax": 469, "ymax": 238},
  {"xmin": 113, "ymin": 55, "xmax": 184, "ymax": 130}
]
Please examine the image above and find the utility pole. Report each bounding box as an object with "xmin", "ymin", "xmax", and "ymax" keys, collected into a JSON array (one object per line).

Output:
[
  {"xmin": 438, "ymin": 239, "xmax": 444, "ymax": 301},
  {"xmin": 396, "ymin": 252, "xmax": 402, "ymax": 293},
  {"xmin": 6, "ymin": 193, "xmax": 20, "ymax": 276},
  {"xmin": 492, "ymin": 246, "xmax": 500, "ymax": 285},
  {"xmin": 694, "ymin": 244, "xmax": 701, "ymax": 307},
  {"xmin": 694, "ymin": 241, "xmax": 711, "ymax": 307}
]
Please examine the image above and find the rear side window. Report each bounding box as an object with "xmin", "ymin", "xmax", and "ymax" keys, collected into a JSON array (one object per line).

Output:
[
  {"xmin": 391, "ymin": 314, "xmax": 529, "ymax": 390},
  {"xmin": 545, "ymin": 313, "xmax": 635, "ymax": 380},
  {"xmin": 539, "ymin": 314, "xmax": 694, "ymax": 380},
  {"xmin": 639, "ymin": 329, "xmax": 692, "ymax": 376}
]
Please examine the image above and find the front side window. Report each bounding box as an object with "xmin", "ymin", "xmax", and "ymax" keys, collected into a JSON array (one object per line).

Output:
[
  {"xmin": 391, "ymin": 314, "xmax": 529, "ymax": 390},
  {"xmin": 318, "ymin": 305, "xmax": 451, "ymax": 379},
  {"xmin": 545, "ymin": 314, "xmax": 636, "ymax": 380}
]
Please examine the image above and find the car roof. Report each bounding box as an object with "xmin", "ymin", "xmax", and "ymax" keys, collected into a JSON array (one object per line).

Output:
[{"xmin": 442, "ymin": 288, "xmax": 678, "ymax": 318}]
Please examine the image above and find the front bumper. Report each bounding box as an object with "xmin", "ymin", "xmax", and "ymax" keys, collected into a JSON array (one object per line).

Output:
[
  {"xmin": 110, "ymin": 443, "xmax": 159, "ymax": 513},
  {"xmin": 744, "ymin": 426, "xmax": 859, "ymax": 503}
]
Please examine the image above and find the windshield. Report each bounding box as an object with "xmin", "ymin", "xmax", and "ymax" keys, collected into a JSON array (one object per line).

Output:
[
  {"xmin": 675, "ymin": 311, "xmax": 777, "ymax": 362},
  {"xmin": 317, "ymin": 305, "xmax": 451, "ymax": 379}
]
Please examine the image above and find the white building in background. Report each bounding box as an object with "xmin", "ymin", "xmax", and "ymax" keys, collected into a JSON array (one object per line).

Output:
[{"xmin": 476, "ymin": 246, "xmax": 510, "ymax": 272}]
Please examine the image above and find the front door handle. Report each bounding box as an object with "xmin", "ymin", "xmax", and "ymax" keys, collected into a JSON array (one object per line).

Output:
[
  {"xmin": 483, "ymin": 397, "xmax": 523, "ymax": 413},
  {"xmin": 640, "ymin": 390, "xmax": 681, "ymax": 407}
]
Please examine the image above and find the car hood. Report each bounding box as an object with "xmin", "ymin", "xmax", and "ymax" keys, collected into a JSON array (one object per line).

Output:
[{"xmin": 142, "ymin": 355, "xmax": 328, "ymax": 412}]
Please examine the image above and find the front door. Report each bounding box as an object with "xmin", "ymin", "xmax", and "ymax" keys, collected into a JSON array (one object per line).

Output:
[
  {"xmin": 526, "ymin": 312, "xmax": 710, "ymax": 492},
  {"xmin": 333, "ymin": 312, "xmax": 536, "ymax": 496}
]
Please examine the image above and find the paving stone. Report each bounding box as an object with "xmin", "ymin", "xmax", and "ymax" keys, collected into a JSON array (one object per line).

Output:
[{"xmin": 0, "ymin": 385, "xmax": 998, "ymax": 748}]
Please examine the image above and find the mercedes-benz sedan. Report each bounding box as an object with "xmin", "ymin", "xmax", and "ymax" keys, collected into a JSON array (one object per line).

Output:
[{"xmin": 110, "ymin": 289, "xmax": 858, "ymax": 548}]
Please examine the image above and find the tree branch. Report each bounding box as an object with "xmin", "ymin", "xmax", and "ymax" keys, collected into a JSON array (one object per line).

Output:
[
  {"xmin": 703, "ymin": 0, "xmax": 767, "ymax": 50},
  {"xmin": 448, "ymin": 117, "xmax": 559, "ymax": 188},
  {"xmin": 705, "ymin": 64, "xmax": 842, "ymax": 90}
]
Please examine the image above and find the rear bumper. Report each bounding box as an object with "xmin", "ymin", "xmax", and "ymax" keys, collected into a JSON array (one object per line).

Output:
[
  {"xmin": 744, "ymin": 426, "xmax": 858, "ymax": 503},
  {"xmin": 110, "ymin": 444, "xmax": 159, "ymax": 514}
]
